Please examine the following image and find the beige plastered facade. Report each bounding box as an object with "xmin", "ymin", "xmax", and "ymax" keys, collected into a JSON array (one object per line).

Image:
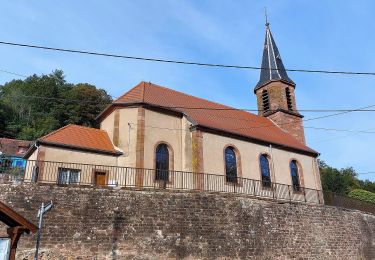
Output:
[{"xmin": 27, "ymin": 106, "xmax": 322, "ymax": 193}]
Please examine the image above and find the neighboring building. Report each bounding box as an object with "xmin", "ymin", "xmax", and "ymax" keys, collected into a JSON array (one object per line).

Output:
[
  {"xmin": 24, "ymin": 24, "xmax": 322, "ymax": 197},
  {"xmin": 0, "ymin": 138, "xmax": 32, "ymax": 170}
]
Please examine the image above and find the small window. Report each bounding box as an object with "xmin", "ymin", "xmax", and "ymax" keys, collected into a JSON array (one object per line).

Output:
[
  {"xmin": 290, "ymin": 160, "xmax": 301, "ymax": 191},
  {"xmin": 155, "ymin": 143, "xmax": 169, "ymax": 181},
  {"xmin": 225, "ymin": 147, "xmax": 237, "ymax": 183},
  {"xmin": 285, "ymin": 88, "xmax": 293, "ymax": 111},
  {"xmin": 260, "ymin": 154, "xmax": 271, "ymax": 187},
  {"xmin": 58, "ymin": 167, "xmax": 80, "ymax": 185},
  {"xmin": 262, "ymin": 90, "xmax": 270, "ymax": 112}
]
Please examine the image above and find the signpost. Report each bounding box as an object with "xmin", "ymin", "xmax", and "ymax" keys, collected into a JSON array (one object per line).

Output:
[{"xmin": 34, "ymin": 201, "xmax": 53, "ymax": 260}]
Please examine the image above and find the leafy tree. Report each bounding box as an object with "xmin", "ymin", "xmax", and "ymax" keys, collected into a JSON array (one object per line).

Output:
[
  {"xmin": 0, "ymin": 70, "xmax": 112, "ymax": 140},
  {"xmin": 0, "ymin": 99, "xmax": 13, "ymax": 138},
  {"xmin": 358, "ymin": 179, "xmax": 375, "ymax": 193},
  {"xmin": 319, "ymin": 160, "xmax": 375, "ymax": 195}
]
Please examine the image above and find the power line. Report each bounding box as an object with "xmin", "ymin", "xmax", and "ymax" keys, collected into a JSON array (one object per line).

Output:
[
  {"xmin": 0, "ymin": 69, "xmax": 27, "ymax": 78},
  {"xmin": 6, "ymin": 94, "xmax": 113, "ymax": 104},
  {"xmin": 309, "ymin": 127, "xmax": 375, "ymax": 144},
  {"xmin": 4, "ymin": 93, "xmax": 375, "ymax": 113},
  {"xmin": 358, "ymin": 172, "xmax": 375, "ymax": 175},
  {"xmin": 305, "ymin": 126, "xmax": 375, "ymax": 134},
  {"xmin": 4, "ymin": 93, "xmax": 375, "ymax": 133},
  {"xmin": 128, "ymin": 122, "xmax": 375, "ymax": 137},
  {"xmin": 1, "ymin": 40, "xmax": 375, "ymax": 76}
]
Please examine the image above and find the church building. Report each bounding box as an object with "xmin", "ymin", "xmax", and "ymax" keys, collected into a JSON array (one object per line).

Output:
[{"xmin": 24, "ymin": 24, "xmax": 322, "ymax": 200}]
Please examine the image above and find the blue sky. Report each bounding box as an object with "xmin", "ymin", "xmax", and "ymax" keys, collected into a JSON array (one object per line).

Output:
[{"xmin": 0, "ymin": 1, "xmax": 375, "ymax": 180}]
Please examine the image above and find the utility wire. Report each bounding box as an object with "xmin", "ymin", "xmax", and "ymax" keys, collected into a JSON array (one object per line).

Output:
[
  {"xmin": 310, "ymin": 127, "xmax": 375, "ymax": 144},
  {"xmin": 4, "ymin": 94, "xmax": 375, "ymax": 132},
  {"xmin": 0, "ymin": 69, "xmax": 27, "ymax": 78},
  {"xmin": 5, "ymin": 93, "xmax": 375, "ymax": 113},
  {"xmin": 1, "ymin": 40, "xmax": 375, "ymax": 76},
  {"xmin": 304, "ymin": 126, "xmax": 375, "ymax": 134},
  {"xmin": 128, "ymin": 122, "xmax": 375, "ymax": 136}
]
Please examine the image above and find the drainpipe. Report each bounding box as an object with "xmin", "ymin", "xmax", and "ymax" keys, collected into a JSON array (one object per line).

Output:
[
  {"xmin": 127, "ymin": 123, "xmax": 131, "ymax": 157},
  {"xmin": 33, "ymin": 143, "xmax": 40, "ymax": 182}
]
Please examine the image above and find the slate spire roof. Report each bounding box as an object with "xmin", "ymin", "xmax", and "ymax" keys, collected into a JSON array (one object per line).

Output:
[{"xmin": 254, "ymin": 23, "xmax": 295, "ymax": 91}]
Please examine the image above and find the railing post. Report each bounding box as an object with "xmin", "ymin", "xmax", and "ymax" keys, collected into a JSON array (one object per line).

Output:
[
  {"xmin": 303, "ymin": 187, "xmax": 307, "ymax": 202},
  {"xmin": 180, "ymin": 171, "xmax": 183, "ymax": 189},
  {"xmin": 124, "ymin": 167, "xmax": 127, "ymax": 188},
  {"xmin": 252, "ymin": 180, "xmax": 256, "ymax": 196},
  {"xmin": 288, "ymin": 185, "xmax": 291, "ymax": 202}
]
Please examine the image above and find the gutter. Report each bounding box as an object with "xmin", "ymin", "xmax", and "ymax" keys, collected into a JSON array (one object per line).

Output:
[{"xmin": 32, "ymin": 140, "xmax": 123, "ymax": 157}]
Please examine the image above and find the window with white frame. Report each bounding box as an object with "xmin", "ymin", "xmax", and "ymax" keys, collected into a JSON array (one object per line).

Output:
[{"xmin": 57, "ymin": 167, "xmax": 80, "ymax": 184}]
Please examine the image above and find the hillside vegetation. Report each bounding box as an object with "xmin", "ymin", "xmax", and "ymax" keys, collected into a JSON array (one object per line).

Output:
[
  {"xmin": 0, "ymin": 70, "xmax": 112, "ymax": 140},
  {"xmin": 319, "ymin": 160, "xmax": 375, "ymax": 203}
]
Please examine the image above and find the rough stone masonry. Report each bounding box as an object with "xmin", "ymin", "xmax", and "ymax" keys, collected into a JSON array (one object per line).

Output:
[{"xmin": 0, "ymin": 184, "xmax": 373, "ymax": 259}]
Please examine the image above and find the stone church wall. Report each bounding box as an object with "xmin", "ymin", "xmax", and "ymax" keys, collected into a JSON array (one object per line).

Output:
[{"xmin": 0, "ymin": 183, "xmax": 373, "ymax": 259}]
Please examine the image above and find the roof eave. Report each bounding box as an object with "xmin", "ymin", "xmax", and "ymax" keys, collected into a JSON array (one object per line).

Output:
[
  {"xmin": 23, "ymin": 143, "xmax": 37, "ymax": 159},
  {"xmin": 254, "ymin": 79, "xmax": 296, "ymax": 93},
  {"xmin": 36, "ymin": 140, "xmax": 123, "ymax": 156}
]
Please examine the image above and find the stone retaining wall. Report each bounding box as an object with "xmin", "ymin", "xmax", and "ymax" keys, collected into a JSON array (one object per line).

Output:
[{"xmin": 0, "ymin": 184, "xmax": 373, "ymax": 259}]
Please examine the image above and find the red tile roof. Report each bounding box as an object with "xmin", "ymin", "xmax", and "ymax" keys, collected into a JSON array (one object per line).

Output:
[
  {"xmin": 37, "ymin": 124, "xmax": 121, "ymax": 155},
  {"xmin": 0, "ymin": 138, "xmax": 32, "ymax": 157},
  {"xmin": 99, "ymin": 81, "xmax": 317, "ymax": 156}
]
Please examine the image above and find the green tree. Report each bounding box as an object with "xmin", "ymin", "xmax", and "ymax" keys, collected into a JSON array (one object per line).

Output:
[
  {"xmin": 0, "ymin": 70, "xmax": 112, "ymax": 140},
  {"xmin": 319, "ymin": 160, "xmax": 359, "ymax": 195}
]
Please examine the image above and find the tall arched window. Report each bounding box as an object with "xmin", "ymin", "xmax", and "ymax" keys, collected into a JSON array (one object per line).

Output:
[
  {"xmin": 261, "ymin": 90, "xmax": 270, "ymax": 112},
  {"xmin": 225, "ymin": 147, "xmax": 237, "ymax": 183},
  {"xmin": 155, "ymin": 143, "xmax": 169, "ymax": 181},
  {"xmin": 285, "ymin": 87, "xmax": 293, "ymax": 111},
  {"xmin": 290, "ymin": 160, "xmax": 301, "ymax": 191},
  {"xmin": 260, "ymin": 154, "xmax": 271, "ymax": 187}
]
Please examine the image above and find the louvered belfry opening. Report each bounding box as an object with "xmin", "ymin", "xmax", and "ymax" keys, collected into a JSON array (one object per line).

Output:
[
  {"xmin": 262, "ymin": 90, "xmax": 270, "ymax": 112},
  {"xmin": 285, "ymin": 87, "xmax": 293, "ymax": 111}
]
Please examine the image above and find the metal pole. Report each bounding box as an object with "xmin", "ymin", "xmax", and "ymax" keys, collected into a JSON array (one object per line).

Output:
[
  {"xmin": 34, "ymin": 201, "xmax": 53, "ymax": 260},
  {"xmin": 34, "ymin": 203, "xmax": 44, "ymax": 260}
]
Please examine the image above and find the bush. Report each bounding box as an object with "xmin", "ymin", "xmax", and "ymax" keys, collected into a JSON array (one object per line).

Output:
[{"xmin": 348, "ymin": 189, "xmax": 375, "ymax": 204}]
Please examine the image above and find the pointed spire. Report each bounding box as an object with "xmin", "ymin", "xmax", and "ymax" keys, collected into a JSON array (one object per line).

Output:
[{"xmin": 254, "ymin": 23, "xmax": 295, "ymax": 91}]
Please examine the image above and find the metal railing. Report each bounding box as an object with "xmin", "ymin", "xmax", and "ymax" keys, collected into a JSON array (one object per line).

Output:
[{"xmin": 0, "ymin": 159, "xmax": 324, "ymax": 204}]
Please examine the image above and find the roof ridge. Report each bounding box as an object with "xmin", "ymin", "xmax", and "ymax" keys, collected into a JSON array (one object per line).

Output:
[
  {"xmin": 39, "ymin": 124, "xmax": 106, "ymax": 141},
  {"xmin": 69, "ymin": 124, "xmax": 107, "ymax": 133},
  {"xmin": 113, "ymin": 81, "xmax": 146, "ymax": 103},
  {"xmin": 144, "ymin": 81, "xmax": 237, "ymax": 110},
  {"xmin": 39, "ymin": 124, "xmax": 74, "ymax": 140}
]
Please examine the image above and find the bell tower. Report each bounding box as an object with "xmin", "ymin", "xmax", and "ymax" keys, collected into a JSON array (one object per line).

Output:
[{"xmin": 254, "ymin": 23, "xmax": 306, "ymax": 144}]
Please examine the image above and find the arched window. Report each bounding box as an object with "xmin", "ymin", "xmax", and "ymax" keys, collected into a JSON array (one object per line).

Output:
[
  {"xmin": 261, "ymin": 90, "xmax": 270, "ymax": 112},
  {"xmin": 290, "ymin": 160, "xmax": 301, "ymax": 191},
  {"xmin": 225, "ymin": 147, "xmax": 237, "ymax": 183},
  {"xmin": 285, "ymin": 87, "xmax": 293, "ymax": 111},
  {"xmin": 260, "ymin": 154, "xmax": 271, "ymax": 187},
  {"xmin": 155, "ymin": 143, "xmax": 169, "ymax": 181}
]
